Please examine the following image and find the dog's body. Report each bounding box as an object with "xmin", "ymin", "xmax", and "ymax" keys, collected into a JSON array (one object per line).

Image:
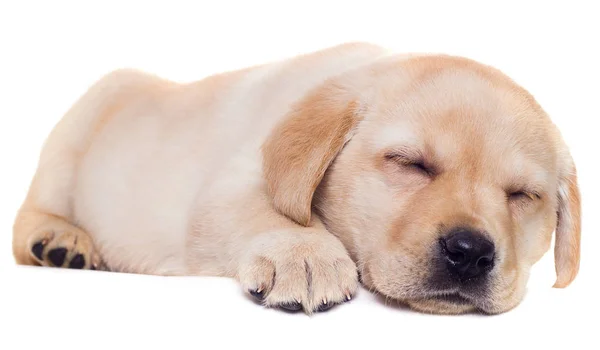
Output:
[{"xmin": 13, "ymin": 43, "xmax": 581, "ymax": 314}]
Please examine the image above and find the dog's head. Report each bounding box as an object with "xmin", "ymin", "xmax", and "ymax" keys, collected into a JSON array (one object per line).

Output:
[{"xmin": 262, "ymin": 55, "xmax": 581, "ymax": 314}]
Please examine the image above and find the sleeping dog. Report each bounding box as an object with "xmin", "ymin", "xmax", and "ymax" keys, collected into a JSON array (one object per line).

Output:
[{"xmin": 13, "ymin": 43, "xmax": 581, "ymax": 314}]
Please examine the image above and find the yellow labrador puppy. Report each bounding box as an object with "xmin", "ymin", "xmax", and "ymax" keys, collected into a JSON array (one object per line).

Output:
[{"xmin": 12, "ymin": 43, "xmax": 580, "ymax": 314}]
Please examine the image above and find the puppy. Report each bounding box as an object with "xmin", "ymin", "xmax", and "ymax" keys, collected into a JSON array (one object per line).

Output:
[{"xmin": 12, "ymin": 42, "xmax": 581, "ymax": 314}]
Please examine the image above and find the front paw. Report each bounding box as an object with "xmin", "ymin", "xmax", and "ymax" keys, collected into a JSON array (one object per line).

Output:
[{"xmin": 237, "ymin": 232, "xmax": 358, "ymax": 314}]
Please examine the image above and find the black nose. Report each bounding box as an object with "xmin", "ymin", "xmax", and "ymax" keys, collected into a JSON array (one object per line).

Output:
[{"xmin": 440, "ymin": 229, "xmax": 495, "ymax": 280}]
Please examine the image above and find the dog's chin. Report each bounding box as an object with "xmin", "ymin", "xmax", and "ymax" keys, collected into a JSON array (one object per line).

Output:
[
  {"xmin": 405, "ymin": 295, "xmax": 478, "ymax": 315},
  {"xmin": 363, "ymin": 266, "xmax": 511, "ymax": 315}
]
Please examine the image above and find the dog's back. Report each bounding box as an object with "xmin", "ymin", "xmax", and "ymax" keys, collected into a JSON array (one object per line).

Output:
[{"xmin": 14, "ymin": 43, "xmax": 387, "ymax": 275}]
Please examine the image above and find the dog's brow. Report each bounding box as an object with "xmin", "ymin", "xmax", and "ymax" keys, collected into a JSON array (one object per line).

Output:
[
  {"xmin": 511, "ymin": 153, "xmax": 550, "ymax": 180},
  {"xmin": 372, "ymin": 123, "xmax": 420, "ymax": 150},
  {"xmin": 507, "ymin": 176, "xmax": 546, "ymax": 195}
]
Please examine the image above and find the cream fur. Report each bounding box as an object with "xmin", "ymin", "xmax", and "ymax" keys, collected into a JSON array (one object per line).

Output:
[{"xmin": 12, "ymin": 43, "xmax": 581, "ymax": 314}]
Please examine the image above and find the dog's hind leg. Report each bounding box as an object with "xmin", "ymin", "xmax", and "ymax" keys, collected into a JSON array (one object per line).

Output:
[
  {"xmin": 12, "ymin": 69, "xmax": 171, "ymax": 270},
  {"xmin": 13, "ymin": 210, "xmax": 103, "ymax": 269}
]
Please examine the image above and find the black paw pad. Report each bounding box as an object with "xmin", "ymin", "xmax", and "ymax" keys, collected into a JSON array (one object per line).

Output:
[
  {"xmin": 31, "ymin": 242, "xmax": 45, "ymax": 260},
  {"xmin": 68, "ymin": 254, "xmax": 86, "ymax": 269},
  {"xmin": 249, "ymin": 289, "xmax": 265, "ymax": 301},
  {"xmin": 47, "ymin": 248, "xmax": 67, "ymax": 267},
  {"xmin": 278, "ymin": 302, "xmax": 303, "ymax": 312},
  {"xmin": 317, "ymin": 301, "xmax": 335, "ymax": 312}
]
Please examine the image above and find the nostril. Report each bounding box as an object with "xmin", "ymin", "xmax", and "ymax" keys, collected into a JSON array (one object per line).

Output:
[
  {"xmin": 476, "ymin": 255, "xmax": 494, "ymax": 270},
  {"xmin": 447, "ymin": 251, "xmax": 466, "ymax": 265},
  {"xmin": 440, "ymin": 238, "xmax": 467, "ymax": 265},
  {"xmin": 440, "ymin": 229, "xmax": 496, "ymax": 280}
]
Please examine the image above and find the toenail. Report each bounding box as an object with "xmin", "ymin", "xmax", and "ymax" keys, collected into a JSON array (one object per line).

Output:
[
  {"xmin": 249, "ymin": 289, "xmax": 265, "ymax": 301},
  {"xmin": 317, "ymin": 301, "xmax": 335, "ymax": 312}
]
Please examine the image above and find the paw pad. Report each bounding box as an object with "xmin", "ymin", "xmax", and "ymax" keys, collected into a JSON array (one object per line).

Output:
[
  {"xmin": 31, "ymin": 242, "xmax": 45, "ymax": 260},
  {"xmin": 47, "ymin": 248, "xmax": 68, "ymax": 266},
  {"xmin": 28, "ymin": 229, "xmax": 100, "ymax": 270},
  {"xmin": 68, "ymin": 254, "xmax": 86, "ymax": 269},
  {"xmin": 278, "ymin": 301, "xmax": 303, "ymax": 312}
]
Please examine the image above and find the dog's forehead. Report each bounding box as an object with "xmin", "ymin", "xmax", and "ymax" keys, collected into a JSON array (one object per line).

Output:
[
  {"xmin": 369, "ymin": 93, "xmax": 550, "ymax": 152},
  {"xmin": 362, "ymin": 63, "xmax": 557, "ymax": 181}
]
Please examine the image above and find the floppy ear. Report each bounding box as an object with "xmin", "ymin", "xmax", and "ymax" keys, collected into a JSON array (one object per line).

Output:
[
  {"xmin": 262, "ymin": 81, "xmax": 359, "ymax": 227},
  {"xmin": 553, "ymin": 152, "xmax": 581, "ymax": 288}
]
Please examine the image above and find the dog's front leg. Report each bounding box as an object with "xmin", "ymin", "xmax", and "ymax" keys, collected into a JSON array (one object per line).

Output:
[
  {"xmin": 236, "ymin": 223, "xmax": 358, "ymax": 314},
  {"xmin": 188, "ymin": 204, "xmax": 358, "ymax": 314}
]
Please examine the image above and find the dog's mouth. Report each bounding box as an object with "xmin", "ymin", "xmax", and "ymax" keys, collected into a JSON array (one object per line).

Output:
[
  {"xmin": 403, "ymin": 292, "xmax": 481, "ymax": 314},
  {"xmin": 427, "ymin": 293, "xmax": 471, "ymax": 305},
  {"xmin": 363, "ymin": 266, "xmax": 491, "ymax": 314}
]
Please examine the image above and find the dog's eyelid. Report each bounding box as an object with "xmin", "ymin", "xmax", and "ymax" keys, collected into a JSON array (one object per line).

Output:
[
  {"xmin": 384, "ymin": 148, "xmax": 422, "ymax": 161},
  {"xmin": 384, "ymin": 151, "xmax": 436, "ymax": 176},
  {"xmin": 507, "ymin": 188, "xmax": 542, "ymax": 200}
]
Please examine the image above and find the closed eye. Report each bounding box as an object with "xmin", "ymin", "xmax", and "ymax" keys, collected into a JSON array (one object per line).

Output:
[
  {"xmin": 507, "ymin": 190, "xmax": 542, "ymax": 201},
  {"xmin": 384, "ymin": 153, "xmax": 435, "ymax": 176}
]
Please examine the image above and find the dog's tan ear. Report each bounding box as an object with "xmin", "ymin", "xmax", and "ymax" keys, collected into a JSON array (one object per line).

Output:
[
  {"xmin": 553, "ymin": 151, "xmax": 581, "ymax": 288},
  {"xmin": 262, "ymin": 81, "xmax": 359, "ymax": 226}
]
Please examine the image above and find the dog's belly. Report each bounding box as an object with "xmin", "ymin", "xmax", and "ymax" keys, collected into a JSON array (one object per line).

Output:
[
  {"xmin": 71, "ymin": 94, "xmax": 259, "ymax": 274},
  {"xmin": 73, "ymin": 113, "xmax": 196, "ymax": 274}
]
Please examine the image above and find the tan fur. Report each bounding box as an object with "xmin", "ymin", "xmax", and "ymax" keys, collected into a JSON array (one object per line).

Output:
[
  {"xmin": 553, "ymin": 164, "xmax": 581, "ymax": 288},
  {"xmin": 263, "ymin": 84, "xmax": 359, "ymax": 226},
  {"xmin": 12, "ymin": 43, "xmax": 580, "ymax": 314}
]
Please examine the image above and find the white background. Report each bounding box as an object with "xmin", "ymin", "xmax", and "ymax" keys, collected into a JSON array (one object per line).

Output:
[{"xmin": 1, "ymin": 1, "xmax": 598, "ymax": 349}]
